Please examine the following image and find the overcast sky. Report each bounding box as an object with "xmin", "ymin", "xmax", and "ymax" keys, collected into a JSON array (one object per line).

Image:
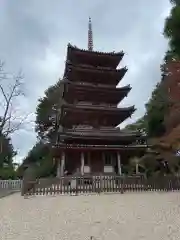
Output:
[{"xmin": 0, "ymin": 0, "xmax": 171, "ymax": 163}]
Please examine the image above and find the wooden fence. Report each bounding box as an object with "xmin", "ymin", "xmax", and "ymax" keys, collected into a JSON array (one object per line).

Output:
[
  {"xmin": 0, "ymin": 179, "xmax": 22, "ymax": 190},
  {"xmin": 23, "ymin": 175, "xmax": 180, "ymax": 196}
]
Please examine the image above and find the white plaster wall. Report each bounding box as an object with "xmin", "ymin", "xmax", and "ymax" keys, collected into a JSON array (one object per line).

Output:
[
  {"xmin": 84, "ymin": 166, "xmax": 91, "ymax": 173},
  {"xmin": 104, "ymin": 166, "xmax": 113, "ymax": 173}
]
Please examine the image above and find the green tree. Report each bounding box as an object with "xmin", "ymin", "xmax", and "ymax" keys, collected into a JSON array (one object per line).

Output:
[
  {"xmin": 145, "ymin": 81, "xmax": 168, "ymax": 137},
  {"xmin": 20, "ymin": 79, "xmax": 64, "ymax": 178},
  {"xmin": 0, "ymin": 133, "xmax": 16, "ymax": 167},
  {"xmin": 0, "ymin": 61, "xmax": 28, "ymax": 178},
  {"xmin": 166, "ymin": 155, "xmax": 180, "ymax": 174},
  {"xmin": 18, "ymin": 142, "xmax": 56, "ymax": 178},
  {"xmin": 164, "ymin": 0, "xmax": 180, "ymax": 58},
  {"xmin": 35, "ymin": 79, "xmax": 64, "ymax": 142},
  {"xmin": 0, "ymin": 133, "xmax": 17, "ymax": 179},
  {"xmin": 124, "ymin": 82, "xmax": 168, "ymax": 138},
  {"xmin": 125, "ymin": 50, "xmax": 171, "ymax": 138},
  {"xmin": 0, "ymin": 62, "xmax": 27, "ymax": 143},
  {"xmin": 137, "ymin": 153, "xmax": 162, "ymax": 178},
  {"xmin": 129, "ymin": 157, "xmax": 145, "ymax": 175},
  {"xmin": 125, "ymin": 117, "xmax": 147, "ymax": 135}
]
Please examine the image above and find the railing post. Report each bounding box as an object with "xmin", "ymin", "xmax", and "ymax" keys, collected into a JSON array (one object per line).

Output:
[
  {"xmin": 60, "ymin": 152, "xmax": 65, "ymax": 176},
  {"xmin": 121, "ymin": 176, "xmax": 124, "ymax": 194},
  {"xmin": 81, "ymin": 152, "xmax": 84, "ymax": 175},
  {"xmin": 117, "ymin": 152, "xmax": 122, "ymax": 175},
  {"xmin": 56, "ymin": 158, "xmax": 61, "ymax": 178},
  {"xmin": 75, "ymin": 177, "xmax": 78, "ymax": 195}
]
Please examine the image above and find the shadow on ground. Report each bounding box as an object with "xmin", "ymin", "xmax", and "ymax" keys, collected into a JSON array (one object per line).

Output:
[{"xmin": 0, "ymin": 190, "xmax": 20, "ymax": 199}]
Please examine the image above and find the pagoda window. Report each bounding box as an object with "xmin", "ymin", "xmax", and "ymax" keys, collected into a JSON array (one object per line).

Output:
[
  {"xmin": 84, "ymin": 152, "xmax": 90, "ymax": 166},
  {"xmin": 104, "ymin": 153, "xmax": 112, "ymax": 166}
]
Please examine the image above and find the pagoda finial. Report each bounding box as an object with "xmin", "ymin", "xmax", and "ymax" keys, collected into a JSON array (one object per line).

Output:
[{"xmin": 88, "ymin": 17, "xmax": 93, "ymax": 51}]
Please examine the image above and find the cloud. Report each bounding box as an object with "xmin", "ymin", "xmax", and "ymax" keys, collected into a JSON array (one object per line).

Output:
[{"xmin": 0, "ymin": 0, "xmax": 171, "ymax": 163}]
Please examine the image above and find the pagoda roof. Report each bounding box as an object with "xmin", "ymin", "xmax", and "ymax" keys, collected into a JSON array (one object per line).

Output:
[
  {"xmin": 62, "ymin": 103, "xmax": 135, "ymax": 113},
  {"xmin": 60, "ymin": 128, "xmax": 145, "ymax": 141},
  {"xmin": 64, "ymin": 62, "xmax": 127, "ymax": 85},
  {"xmin": 67, "ymin": 43, "xmax": 124, "ymax": 57},
  {"xmin": 66, "ymin": 44, "xmax": 124, "ymax": 68},
  {"xmin": 60, "ymin": 103, "xmax": 135, "ymax": 127},
  {"xmin": 61, "ymin": 78, "xmax": 130, "ymax": 89},
  {"xmin": 62, "ymin": 79, "xmax": 131, "ymax": 105}
]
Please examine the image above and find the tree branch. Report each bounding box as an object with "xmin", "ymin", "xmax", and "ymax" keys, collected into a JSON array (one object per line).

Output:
[{"xmin": 0, "ymin": 62, "xmax": 26, "ymax": 137}]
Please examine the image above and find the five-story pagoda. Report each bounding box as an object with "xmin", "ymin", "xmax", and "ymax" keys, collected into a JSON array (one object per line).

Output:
[{"xmin": 53, "ymin": 18, "xmax": 148, "ymax": 177}]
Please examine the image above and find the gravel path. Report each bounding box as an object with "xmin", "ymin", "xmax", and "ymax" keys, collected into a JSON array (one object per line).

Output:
[{"xmin": 0, "ymin": 192, "xmax": 180, "ymax": 240}]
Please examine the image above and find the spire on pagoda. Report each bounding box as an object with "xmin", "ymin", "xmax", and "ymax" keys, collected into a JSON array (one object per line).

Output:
[{"xmin": 88, "ymin": 17, "xmax": 93, "ymax": 51}]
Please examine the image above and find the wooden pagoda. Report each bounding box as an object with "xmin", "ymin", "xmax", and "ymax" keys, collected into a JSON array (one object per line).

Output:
[{"xmin": 53, "ymin": 18, "xmax": 148, "ymax": 177}]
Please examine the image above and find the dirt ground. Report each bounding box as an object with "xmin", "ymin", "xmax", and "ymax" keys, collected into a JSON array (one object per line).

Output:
[{"xmin": 0, "ymin": 192, "xmax": 180, "ymax": 240}]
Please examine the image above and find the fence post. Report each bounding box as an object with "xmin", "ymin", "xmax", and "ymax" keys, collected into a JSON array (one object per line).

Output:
[
  {"xmin": 121, "ymin": 176, "xmax": 124, "ymax": 194},
  {"xmin": 75, "ymin": 177, "xmax": 78, "ymax": 196},
  {"xmin": 145, "ymin": 176, "xmax": 148, "ymax": 191}
]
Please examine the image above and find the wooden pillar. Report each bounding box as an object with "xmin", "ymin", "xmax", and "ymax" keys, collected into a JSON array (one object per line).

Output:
[
  {"xmin": 56, "ymin": 158, "xmax": 61, "ymax": 178},
  {"xmin": 117, "ymin": 152, "xmax": 122, "ymax": 175},
  {"xmin": 88, "ymin": 152, "xmax": 91, "ymax": 173},
  {"xmin": 81, "ymin": 152, "xmax": 84, "ymax": 175},
  {"xmin": 60, "ymin": 151, "xmax": 65, "ymax": 176}
]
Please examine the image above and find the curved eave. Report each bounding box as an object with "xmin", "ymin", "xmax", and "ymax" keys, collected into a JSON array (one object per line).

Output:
[
  {"xmin": 63, "ymin": 81, "xmax": 131, "ymax": 104},
  {"xmin": 60, "ymin": 104, "xmax": 136, "ymax": 127},
  {"xmin": 60, "ymin": 131, "xmax": 142, "ymax": 140},
  {"xmin": 64, "ymin": 63, "xmax": 127, "ymax": 84},
  {"xmin": 65, "ymin": 82, "xmax": 131, "ymax": 94},
  {"xmin": 67, "ymin": 43, "xmax": 124, "ymax": 57},
  {"xmin": 53, "ymin": 143, "xmax": 148, "ymax": 151},
  {"xmin": 64, "ymin": 62, "xmax": 127, "ymax": 76},
  {"xmin": 67, "ymin": 43, "xmax": 124, "ymax": 68},
  {"xmin": 61, "ymin": 78, "xmax": 131, "ymax": 91},
  {"xmin": 62, "ymin": 103, "xmax": 135, "ymax": 113}
]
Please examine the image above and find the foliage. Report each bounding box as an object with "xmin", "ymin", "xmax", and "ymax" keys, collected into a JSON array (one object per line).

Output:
[
  {"xmin": 35, "ymin": 79, "xmax": 63, "ymax": 142},
  {"xmin": 170, "ymin": 0, "xmax": 180, "ymax": 5},
  {"xmin": 127, "ymin": 0, "xmax": 180, "ymax": 138},
  {"xmin": 0, "ymin": 133, "xmax": 16, "ymax": 167},
  {"xmin": 0, "ymin": 166, "xmax": 18, "ymax": 180},
  {"xmin": 125, "ymin": 82, "xmax": 168, "ymax": 138},
  {"xmin": 0, "ymin": 61, "xmax": 28, "ymax": 179},
  {"xmin": 141, "ymin": 0, "xmax": 180, "ymax": 137},
  {"xmin": 0, "ymin": 61, "xmax": 27, "ymax": 138},
  {"xmin": 145, "ymin": 82, "xmax": 168, "ymax": 137},
  {"xmin": 20, "ymin": 79, "xmax": 64, "ymax": 177},
  {"xmin": 164, "ymin": 155, "xmax": 180, "ymax": 174},
  {"xmin": 129, "ymin": 157, "xmax": 145, "ymax": 175},
  {"xmin": 18, "ymin": 142, "xmax": 56, "ymax": 178},
  {"xmin": 125, "ymin": 117, "xmax": 147, "ymax": 135},
  {"xmin": 0, "ymin": 132, "xmax": 17, "ymax": 179},
  {"xmin": 122, "ymin": 152, "xmax": 180, "ymax": 177},
  {"xmin": 164, "ymin": 0, "xmax": 180, "ymax": 58},
  {"xmin": 140, "ymin": 154, "xmax": 159, "ymax": 177}
]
